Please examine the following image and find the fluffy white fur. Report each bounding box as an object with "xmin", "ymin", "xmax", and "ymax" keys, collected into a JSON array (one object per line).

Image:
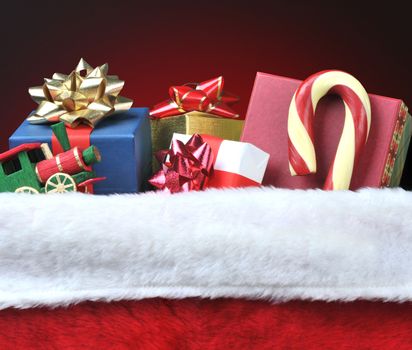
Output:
[{"xmin": 0, "ymin": 187, "xmax": 412, "ymax": 309}]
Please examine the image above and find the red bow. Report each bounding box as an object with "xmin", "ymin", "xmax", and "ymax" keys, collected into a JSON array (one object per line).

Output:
[
  {"xmin": 149, "ymin": 134, "xmax": 214, "ymax": 193},
  {"xmin": 149, "ymin": 76, "xmax": 239, "ymax": 119}
]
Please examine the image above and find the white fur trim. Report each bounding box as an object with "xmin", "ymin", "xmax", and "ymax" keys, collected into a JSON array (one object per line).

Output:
[{"xmin": 0, "ymin": 187, "xmax": 412, "ymax": 309}]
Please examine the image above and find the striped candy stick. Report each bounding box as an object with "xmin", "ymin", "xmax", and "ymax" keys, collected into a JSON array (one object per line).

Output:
[{"xmin": 287, "ymin": 70, "xmax": 371, "ymax": 190}]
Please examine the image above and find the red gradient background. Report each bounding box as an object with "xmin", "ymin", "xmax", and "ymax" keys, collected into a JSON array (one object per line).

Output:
[{"xmin": 1, "ymin": 1, "xmax": 411, "ymax": 188}]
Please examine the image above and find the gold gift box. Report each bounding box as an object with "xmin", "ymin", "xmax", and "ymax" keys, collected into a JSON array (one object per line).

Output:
[{"xmin": 150, "ymin": 111, "xmax": 244, "ymax": 170}]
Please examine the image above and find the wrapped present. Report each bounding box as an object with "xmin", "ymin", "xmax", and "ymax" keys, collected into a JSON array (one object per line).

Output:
[
  {"xmin": 149, "ymin": 77, "xmax": 244, "ymax": 169},
  {"xmin": 9, "ymin": 59, "xmax": 152, "ymax": 194},
  {"xmin": 149, "ymin": 133, "xmax": 269, "ymax": 192},
  {"xmin": 242, "ymin": 71, "xmax": 411, "ymax": 190}
]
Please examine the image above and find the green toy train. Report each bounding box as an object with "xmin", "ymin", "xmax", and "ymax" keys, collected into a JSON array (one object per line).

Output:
[{"xmin": 0, "ymin": 123, "xmax": 104, "ymax": 193}]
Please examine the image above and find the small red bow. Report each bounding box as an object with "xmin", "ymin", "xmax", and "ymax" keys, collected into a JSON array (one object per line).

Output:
[
  {"xmin": 149, "ymin": 134, "xmax": 214, "ymax": 193},
  {"xmin": 149, "ymin": 76, "xmax": 239, "ymax": 119}
]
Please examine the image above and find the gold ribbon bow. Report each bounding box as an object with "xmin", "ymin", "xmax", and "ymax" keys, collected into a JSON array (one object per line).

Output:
[{"xmin": 27, "ymin": 58, "xmax": 133, "ymax": 128}]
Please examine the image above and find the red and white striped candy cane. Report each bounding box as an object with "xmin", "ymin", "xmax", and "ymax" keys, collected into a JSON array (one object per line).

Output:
[{"xmin": 287, "ymin": 70, "xmax": 371, "ymax": 190}]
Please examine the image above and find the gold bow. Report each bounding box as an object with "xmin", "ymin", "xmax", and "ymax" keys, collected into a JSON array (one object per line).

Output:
[{"xmin": 27, "ymin": 58, "xmax": 133, "ymax": 128}]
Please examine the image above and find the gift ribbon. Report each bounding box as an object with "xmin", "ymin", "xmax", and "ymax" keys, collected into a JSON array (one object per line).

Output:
[
  {"xmin": 27, "ymin": 58, "xmax": 133, "ymax": 128},
  {"xmin": 149, "ymin": 76, "xmax": 239, "ymax": 119},
  {"xmin": 51, "ymin": 125, "xmax": 92, "ymax": 154}
]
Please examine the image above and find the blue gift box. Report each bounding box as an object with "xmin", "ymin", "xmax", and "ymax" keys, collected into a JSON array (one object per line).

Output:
[{"xmin": 9, "ymin": 108, "xmax": 152, "ymax": 194}]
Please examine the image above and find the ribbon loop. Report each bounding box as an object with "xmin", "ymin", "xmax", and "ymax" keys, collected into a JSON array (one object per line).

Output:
[
  {"xmin": 27, "ymin": 58, "xmax": 133, "ymax": 128},
  {"xmin": 150, "ymin": 76, "xmax": 239, "ymax": 119}
]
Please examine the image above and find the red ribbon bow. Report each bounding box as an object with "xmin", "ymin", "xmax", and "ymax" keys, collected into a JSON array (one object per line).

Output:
[
  {"xmin": 149, "ymin": 76, "xmax": 239, "ymax": 119},
  {"xmin": 149, "ymin": 134, "xmax": 214, "ymax": 193}
]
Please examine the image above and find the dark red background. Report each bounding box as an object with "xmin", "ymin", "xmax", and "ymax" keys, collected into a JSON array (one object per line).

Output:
[{"xmin": 1, "ymin": 1, "xmax": 411, "ymax": 188}]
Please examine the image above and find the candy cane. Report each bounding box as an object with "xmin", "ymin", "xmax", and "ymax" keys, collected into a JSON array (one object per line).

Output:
[{"xmin": 287, "ymin": 70, "xmax": 371, "ymax": 190}]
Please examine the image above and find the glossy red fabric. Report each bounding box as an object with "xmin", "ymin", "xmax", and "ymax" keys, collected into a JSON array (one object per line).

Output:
[{"xmin": 1, "ymin": 298, "xmax": 412, "ymax": 349}]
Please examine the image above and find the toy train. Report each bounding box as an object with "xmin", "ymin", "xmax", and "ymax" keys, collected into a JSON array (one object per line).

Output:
[{"xmin": 0, "ymin": 122, "xmax": 104, "ymax": 194}]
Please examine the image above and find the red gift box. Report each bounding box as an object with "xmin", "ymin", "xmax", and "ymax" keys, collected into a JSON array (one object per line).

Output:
[
  {"xmin": 150, "ymin": 133, "xmax": 269, "ymax": 192},
  {"xmin": 241, "ymin": 72, "xmax": 410, "ymax": 190},
  {"xmin": 172, "ymin": 133, "xmax": 269, "ymax": 189}
]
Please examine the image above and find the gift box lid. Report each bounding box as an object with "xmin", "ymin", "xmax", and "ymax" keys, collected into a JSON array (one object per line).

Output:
[{"xmin": 242, "ymin": 72, "xmax": 409, "ymax": 190}]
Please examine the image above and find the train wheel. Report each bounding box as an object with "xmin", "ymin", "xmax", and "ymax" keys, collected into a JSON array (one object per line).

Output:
[
  {"xmin": 15, "ymin": 186, "xmax": 39, "ymax": 194},
  {"xmin": 45, "ymin": 173, "xmax": 77, "ymax": 193}
]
